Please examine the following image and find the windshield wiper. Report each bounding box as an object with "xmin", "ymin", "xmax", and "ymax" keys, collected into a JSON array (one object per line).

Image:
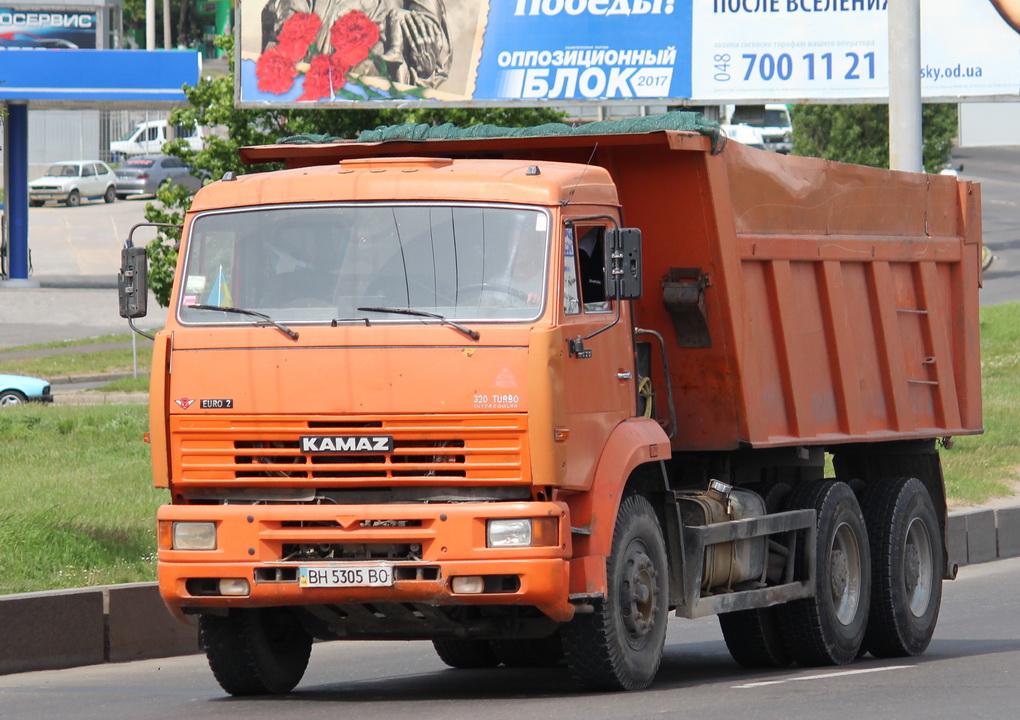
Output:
[
  {"xmin": 189, "ymin": 304, "xmax": 299, "ymax": 341},
  {"xmin": 357, "ymin": 306, "xmax": 480, "ymax": 341}
]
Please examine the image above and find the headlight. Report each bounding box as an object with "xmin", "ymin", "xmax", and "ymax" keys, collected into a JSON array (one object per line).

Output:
[
  {"xmin": 487, "ymin": 519, "xmax": 532, "ymax": 547},
  {"xmin": 486, "ymin": 518, "xmax": 559, "ymax": 548},
  {"xmin": 172, "ymin": 521, "xmax": 217, "ymax": 550}
]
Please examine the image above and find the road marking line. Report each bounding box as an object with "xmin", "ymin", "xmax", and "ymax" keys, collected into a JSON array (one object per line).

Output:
[{"xmin": 733, "ymin": 665, "xmax": 913, "ymax": 689}]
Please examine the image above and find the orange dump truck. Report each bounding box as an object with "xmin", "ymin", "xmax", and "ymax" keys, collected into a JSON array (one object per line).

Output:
[{"xmin": 119, "ymin": 114, "xmax": 982, "ymax": 695}]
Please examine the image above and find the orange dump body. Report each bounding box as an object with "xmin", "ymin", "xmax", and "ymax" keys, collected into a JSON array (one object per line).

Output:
[{"xmin": 242, "ymin": 131, "xmax": 983, "ymax": 451}]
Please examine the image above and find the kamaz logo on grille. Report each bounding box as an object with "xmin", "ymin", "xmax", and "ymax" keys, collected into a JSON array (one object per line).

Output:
[{"xmin": 300, "ymin": 435, "xmax": 394, "ymax": 453}]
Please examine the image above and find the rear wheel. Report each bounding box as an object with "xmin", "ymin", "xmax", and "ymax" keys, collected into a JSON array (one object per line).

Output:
[
  {"xmin": 432, "ymin": 639, "xmax": 500, "ymax": 669},
  {"xmin": 104, "ymin": 185, "xmax": 116, "ymax": 203},
  {"xmin": 719, "ymin": 607, "xmax": 791, "ymax": 668},
  {"xmin": 862, "ymin": 477, "xmax": 943, "ymax": 657},
  {"xmin": 562, "ymin": 494, "xmax": 668, "ymax": 691},
  {"xmin": 200, "ymin": 608, "xmax": 312, "ymax": 696},
  {"xmin": 779, "ymin": 481, "xmax": 870, "ymax": 666},
  {"xmin": 719, "ymin": 481, "xmax": 793, "ymax": 668},
  {"xmin": 65, "ymin": 189, "xmax": 80, "ymax": 207}
]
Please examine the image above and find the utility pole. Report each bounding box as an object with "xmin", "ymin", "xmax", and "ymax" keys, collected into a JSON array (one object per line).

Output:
[
  {"xmin": 146, "ymin": 0, "xmax": 155, "ymax": 49},
  {"xmin": 888, "ymin": 0, "xmax": 924, "ymax": 173},
  {"xmin": 164, "ymin": 0, "xmax": 172, "ymax": 48}
]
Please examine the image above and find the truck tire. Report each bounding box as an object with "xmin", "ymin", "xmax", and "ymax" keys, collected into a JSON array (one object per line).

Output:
[
  {"xmin": 431, "ymin": 639, "xmax": 500, "ymax": 668},
  {"xmin": 562, "ymin": 494, "xmax": 668, "ymax": 691},
  {"xmin": 490, "ymin": 632, "xmax": 564, "ymax": 667},
  {"xmin": 779, "ymin": 481, "xmax": 871, "ymax": 666},
  {"xmin": 719, "ymin": 607, "xmax": 791, "ymax": 668},
  {"xmin": 200, "ymin": 608, "xmax": 312, "ymax": 696},
  {"xmin": 862, "ymin": 477, "xmax": 942, "ymax": 657}
]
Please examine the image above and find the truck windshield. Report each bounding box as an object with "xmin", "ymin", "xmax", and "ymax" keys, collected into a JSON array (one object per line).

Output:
[{"xmin": 178, "ymin": 203, "xmax": 550, "ymax": 325}]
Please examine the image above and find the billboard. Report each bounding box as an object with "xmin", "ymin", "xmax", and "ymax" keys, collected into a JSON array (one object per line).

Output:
[
  {"xmin": 0, "ymin": 49, "xmax": 199, "ymax": 102},
  {"xmin": 0, "ymin": 7, "xmax": 98, "ymax": 49},
  {"xmin": 691, "ymin": 0, "xmax": 1020, "ymax": 102},
  {"xmin": 235, "ymin": 0, "xmax": 1020, "ymax": 108}
]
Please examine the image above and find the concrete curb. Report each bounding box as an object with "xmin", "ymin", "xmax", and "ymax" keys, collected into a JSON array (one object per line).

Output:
[
  {"xmin": 1, "ymin": 505, "xmax": 1017, "ymax": 676},
  {"xmin": 0, "ymin": 583, "xmax": 198, "ymax": 675}
]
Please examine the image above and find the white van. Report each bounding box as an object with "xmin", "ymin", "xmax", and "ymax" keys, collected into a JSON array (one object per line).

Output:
[
  {"xmin": 110, "ymin": 120, "xmax": 208, "ymax": 158},
  {"xmin": 724, "ymin": 104, "xmax": 793, "ymax": 154}
]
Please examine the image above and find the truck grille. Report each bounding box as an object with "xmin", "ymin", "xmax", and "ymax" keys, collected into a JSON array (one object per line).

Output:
[{"xmin": 171, "ymin": 415, "xmax": 527, "ymax": 488}]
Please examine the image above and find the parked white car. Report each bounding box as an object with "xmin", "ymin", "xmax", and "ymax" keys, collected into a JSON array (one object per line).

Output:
[
  {"xmin": 110, "ymin": 120, "xmax": 209, "ymax": 158},
  {"xmin": 28, "ymin": 161, "xmax": 118, "ymax": 207}
]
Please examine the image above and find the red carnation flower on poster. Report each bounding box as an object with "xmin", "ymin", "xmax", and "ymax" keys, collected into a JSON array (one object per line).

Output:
[
  {"xmin": 329, "ymin": 10, "xmax": 380, "ymax": 68},
  {"xmin": 256, "ymin": 46, "xmax": 299, "ymax": 94},
  {"xmin": 297, "ymin": 53, "xmax": 351, "ymax": 101},
  {"xmin": 275, "ymin": 12, "xmax": 321, "ymax": 62}
]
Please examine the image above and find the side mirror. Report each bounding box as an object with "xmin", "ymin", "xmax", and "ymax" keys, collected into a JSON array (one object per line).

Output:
[
  {"xmin": 604, "ymin": 228, "xmax": 642, "ymax": 300},
  {"xmin": 118, "ymin": 246, "xmax": 149, "ymax": 319}
]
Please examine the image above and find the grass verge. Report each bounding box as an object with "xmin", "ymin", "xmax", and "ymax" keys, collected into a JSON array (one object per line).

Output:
[
  {"xmin": 0, "ymin": 334, "xmax": 152, "ymax": 379},
  {"xmin": 941, "ymin": 302, "xmax": 1020, "ymax": 505},
  {"xmin": 0, "ymin": 404, "xmax": 160, "ymax": 594}
]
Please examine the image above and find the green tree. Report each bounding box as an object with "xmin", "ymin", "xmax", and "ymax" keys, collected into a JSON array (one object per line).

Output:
[
  {"xmin": 144, "ymin": 35, "xmax": 566, "ymax": 306},
  {"xmin": 790, "ymin": 103, "xmax": 958, "ymax": 173}
]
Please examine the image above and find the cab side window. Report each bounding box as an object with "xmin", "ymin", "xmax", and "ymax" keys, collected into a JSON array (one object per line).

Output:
[{"xmin": 576, "ymin": 225, "xmax": 609, "ymax": 312}]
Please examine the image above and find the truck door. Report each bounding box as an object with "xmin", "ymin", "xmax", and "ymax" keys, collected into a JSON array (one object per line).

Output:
[{"xmin": 558, "ymin": 222, "xmax": 635, "ymax": 489}]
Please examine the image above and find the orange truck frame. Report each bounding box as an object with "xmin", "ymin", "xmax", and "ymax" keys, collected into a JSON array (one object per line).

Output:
[{"xmin": 119, "ymin": 115, "xmax": 982, "ymax": 696}]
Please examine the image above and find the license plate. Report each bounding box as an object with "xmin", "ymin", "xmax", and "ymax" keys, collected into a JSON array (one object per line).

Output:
[{"xmin": 299, "ymin": 564, "xmax": 393, "ymax": 588}]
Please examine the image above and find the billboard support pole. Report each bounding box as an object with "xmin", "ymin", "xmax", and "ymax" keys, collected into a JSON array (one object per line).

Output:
[
  {"xmin": 888, "ymin": 0, "xmax": 924, "ymax": 173},
  {"xmin": 1, "ymin": 102, "xmax": 40, "ymax": 288}
]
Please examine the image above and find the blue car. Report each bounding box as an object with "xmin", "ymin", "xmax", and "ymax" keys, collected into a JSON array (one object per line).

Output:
[{"xmin": 0, "ymin": 374, "xmax": 54, "ymax": 406}]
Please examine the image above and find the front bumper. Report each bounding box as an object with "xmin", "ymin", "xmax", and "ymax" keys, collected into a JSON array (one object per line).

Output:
[
  {"xmin": 28, "ymin": 190, "xmax": 69, "ymax": 202},
  {"xmin": 158, "ymin": 501, "xmax": 574, "ymax": 624}
]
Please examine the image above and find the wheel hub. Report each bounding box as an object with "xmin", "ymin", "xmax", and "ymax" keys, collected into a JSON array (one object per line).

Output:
[
  {"xmin": 621, "ymin": 548, "xmax": 658, "ymax": 638},
  {"xmin": 830, "ymin": 548, "xmax": 849, "ymax": 598},
  {"xmin": 904, "ymin": 542, "xmax": 921, "ymax": 592}
]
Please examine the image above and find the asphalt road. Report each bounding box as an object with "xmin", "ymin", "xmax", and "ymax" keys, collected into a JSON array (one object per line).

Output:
[{"xmin": 1, "ymin": 556, "xmax": 1017, "ymax": 720}]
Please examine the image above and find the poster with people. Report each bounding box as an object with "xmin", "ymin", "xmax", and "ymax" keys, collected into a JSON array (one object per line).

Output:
[
  {"xmin": 235, "ymin": 0, "xmax": 1020, "ymax": 107},
  {"xmin": 235, "ymin": 0, "xmax": 690, "ymax": 105}
]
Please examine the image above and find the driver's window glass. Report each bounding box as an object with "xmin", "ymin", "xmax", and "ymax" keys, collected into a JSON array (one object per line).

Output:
[{"xmin": 576, "ymin": 225, "xmax": 610, "ymax": 313}]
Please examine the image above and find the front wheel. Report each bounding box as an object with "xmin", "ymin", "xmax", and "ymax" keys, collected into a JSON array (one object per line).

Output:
[
  {"xmin": 200, "ymin": 608, "xmax": 312, "ymax": 696},
  {"xmin": 862, "ymin": 477, "xmax": 943, "ymax": 657},
  {"xmin": 562, "ymin": 494, "xmax": 669, "ymax": 691},
  {"xmin": 432, "ymin": 638, "xmax": 499, "ymax": 669},
  {"xmin": 0, "ymin": 389, "xmax": 28, "ymax": 406},
  {"xmin": 65, "ymin": 189, "xmax": 80, "ymax": 207},
  {"xmin": 779, "ymin": 481, "xmax": 871, "ymax": 666}
]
